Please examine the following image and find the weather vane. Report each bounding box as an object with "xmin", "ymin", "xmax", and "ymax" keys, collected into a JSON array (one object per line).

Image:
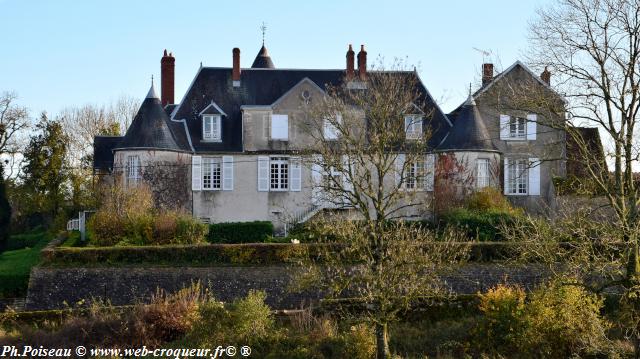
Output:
[{"xmin": 261, "ymin": 22, "xmax": 267, "ymax": 45}]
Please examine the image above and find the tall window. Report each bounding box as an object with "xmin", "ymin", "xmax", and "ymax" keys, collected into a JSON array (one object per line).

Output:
[
  {"xmin": 507, "ymin": 159, "xmax": 528, "ymax": 194},
  {"xmin": 270, "ymin": 157, "xmax": 289, "ymax": 190},
  {"xmin": 405, "ymin": 159, "xmax": 426, "ymax": 190},
  {"xmin": 509, "ymin": 117, "xmax": 526, "ymax": 139},
  {"xmin": 404, "ymin": 115, "xmax": 423, "ymax": 140},
  {"xmin": 476, "ymin": 159, "xmax": 490, "ymax": 188},
  {"xmin": 126, "ymin": 155, "xmax": 141, "ymax": 185},
  {"xmin": 203, "ymin": 115, "xmax": 221, "ymax": 141},
  {"xmin": 202, "ymin": 157, "xmax": 222, "ymax": 190}
]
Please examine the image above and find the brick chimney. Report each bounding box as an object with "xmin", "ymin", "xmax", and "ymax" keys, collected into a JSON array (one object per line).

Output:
[
  {"xmin": 541, "ymin": 66, "xmax": 551, "ymax": 85},
  {"xmin": 482, "ymin": 63, "xmax": 493, "ymax": 86},
  {"xmin": 161, "ymin": 49, "xmax": 175, "ymax": 106},
  {"xmin": 232, "ymin": 48, "xmax": 241, "ymax": 87},
  {"xmin": 346, "ymin": 44, "xmax": 355, "ymax": 81},
  {"xmin": 357, "ymin": 45, "xmax": 367, "ymax": 80}
]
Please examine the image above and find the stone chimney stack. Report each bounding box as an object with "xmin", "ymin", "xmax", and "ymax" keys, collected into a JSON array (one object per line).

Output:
[
  {"xmin": 232, "ymin": 48, "xmax": 241, "ymax": 87},
  {"xmin": 161, "ymin": 49, "xmax": 175, "ymax": 106},
  {"xmin": 482, "ymin": 63, "xmax": 493, "ymax": 86},
  {"xmin": 357, "ymin": 45, "xmax": 367, "ymax": 80},
  {"xmin": 540, "ymin": 66, "xmax": 551, "ymax": 86},
  {"xmin": 346, "ymin": 44, "xmax": 355, "ymax": 80}
]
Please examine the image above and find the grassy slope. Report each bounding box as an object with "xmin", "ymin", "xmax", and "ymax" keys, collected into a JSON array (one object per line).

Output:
[{"xmin": 0, "ymin": 230, "xmax": 51, "ymax": 298}]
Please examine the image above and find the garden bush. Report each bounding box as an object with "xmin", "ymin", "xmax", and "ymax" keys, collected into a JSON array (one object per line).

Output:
[
  {"xmin": 475, "ymin": 282, "xmax": 615, "ymax": 358},
  {"xmin": 207, "ymin": 221, "xmax": 273, "ymax": 243},
  {"xmin": 476, "ymin": 284, "xmax": 526, "ymax": 354},
  {"xmin": 439, "ymin": 208, "xmax": 519, "ymax": 241},
  {"xmin": 88, "ymin": 183, "xmax": 208, "ymax": 246}
]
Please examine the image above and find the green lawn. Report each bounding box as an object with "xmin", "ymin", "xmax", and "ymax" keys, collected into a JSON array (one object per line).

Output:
[{"xmin": 0, "ymin": 230, "xmax": 51, "ymax": 298}]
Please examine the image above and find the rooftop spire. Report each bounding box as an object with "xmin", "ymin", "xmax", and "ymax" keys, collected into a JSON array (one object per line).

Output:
[
  {"xmin": 146, "ymin": 77, "xmax": 159, "ymax": 99},
  {"xmin": 260, "ymin": 22, "xmax": 267, "ymax": 46},
  {"xmin": 465, "ymin": 83, "xmax": 476, "ymax": 106}
]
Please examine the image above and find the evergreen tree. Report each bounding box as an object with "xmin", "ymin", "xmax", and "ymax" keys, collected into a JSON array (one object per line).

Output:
[
  {"xmin": 0, "ymin": 161, "xmax": 11, "ymax": 252},
  {"xmin": 21, "ymin": 113, "xmax": 69, "ymax": 224}
]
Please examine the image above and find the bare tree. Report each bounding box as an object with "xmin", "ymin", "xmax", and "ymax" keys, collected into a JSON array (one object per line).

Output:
[
  {"xmin": 58, "ymin": 95, "xmax": 140, "ymax": 166},
  {"xmin": 0, "ymin": 92, "xmax": 30, "ymax": 178},
  {"xmin": 496, "ymin": 0, "xmax": 640, "ymax": 354},
  {"xmin": 297, "ymin": 61, "xmax": 468, "ymax": 358}
]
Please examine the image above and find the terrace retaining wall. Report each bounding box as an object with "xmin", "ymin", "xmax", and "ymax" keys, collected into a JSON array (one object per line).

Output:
[{"xmin": 25, "ymin": 264, "xmax": 549, "ymax": 310}]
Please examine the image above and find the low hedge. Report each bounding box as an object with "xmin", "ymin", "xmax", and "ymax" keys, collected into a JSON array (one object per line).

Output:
[
  {"xmin": 439, "ymin": 209, "xmax": 520, "ymax": 241},
  {"xmin": 40, "ymin": 242, "xmax": 515, "ymax": 267},
  {"xmin": 207, "ymin": 221, "xmax": 274, "ymax": 243}
]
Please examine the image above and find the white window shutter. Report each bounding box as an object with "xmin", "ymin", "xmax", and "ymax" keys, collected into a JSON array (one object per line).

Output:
[
  {"xmin": 271, "ymin": 114, "xmax": 289, "ymax": 140},
  {"xmin": 528, "ymin": 157, "xmax": 541, "ymax": 195},
  {"xmin": 425, "ymin": 153, "xmax": 435, "ymax": 191},
  {"xmin": 526, "ymin": 114, "xmax": 537, "ymax": 140},
  {"xmin": 311, "ymin": 155, "xmax": 323, "ymax": 205},
  {"xmin": 257, "ymin": 156, "xmax": 270, "ymax": 191},
  {"xmin": 192, "ymin": 156, "xmax": 202, "ymax": 191},
  {"xmin": 290, "ymin": 157, "xmax": 302, "ymax": 191},
  {"xmin": 222, "ymin": 156, "xmax": 233, "ymax": 191},
  {"xmin": 503, "ymin": 157, "xmax": 509, "ymax": 195},
  {"xmin": 395, "ymin": 154, "xmax": 405, "ymax": 187},
  {"xmin": 500, "ymin": 115, "xmax": 510, "ymax": 140}
]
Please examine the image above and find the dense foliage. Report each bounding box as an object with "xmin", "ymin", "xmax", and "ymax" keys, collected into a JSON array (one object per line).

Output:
[
  {"xmin": 88, "ymin": 184, "xmax": 207, "ymax": 246},
  {"xmin": 207, "ymin": 221, "xmax": 274, "ymax": 243}
]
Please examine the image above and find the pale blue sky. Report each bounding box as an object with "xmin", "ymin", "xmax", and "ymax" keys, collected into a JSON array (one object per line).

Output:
[{"xmin": 0, "ymin": 0, "xmax": 552, "ymax": 115}]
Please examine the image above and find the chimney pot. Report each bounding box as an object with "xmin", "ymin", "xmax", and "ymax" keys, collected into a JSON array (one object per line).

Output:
[
  {"xmin": 541, "ymin": 66, "xmax": 551, "ymax": 85},
  {"xmin": 357, "ymin": 44, "xmax": 367, "ymax": 80},
  {"xmin": 346, "ymin": 44, "xmax": 355, "ymax": 80},
  {"xmin": 232, "ymin": 47, "xmax": 241, "ymax": 87},
  {"xmin": 482, "ymin": 63, "xmax": 494, "ymax": 86},
  {"xmin": 161, "ymin": 50, "xmax": 175, "ymax": 106}
]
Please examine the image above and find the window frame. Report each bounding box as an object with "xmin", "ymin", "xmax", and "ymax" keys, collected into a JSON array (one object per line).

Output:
[
  {"xmin": 269, "ymin": 156, "xmax": 290, "ymax": 191},
  {"xmin": 508, "ymin": 117, "xmax": 527, "ymax": 139},
  {"xmin": 507, "ymin": 158, "xmax": 528, "ymax": 195},
  {"xmin": 405, "ymin": 159, "xmax": 426, "ymax": 191},
  {"xmin": 202, "ymin": 115, "xmax": 222, "ymax": 142},
  {"xmin": 201, "ymin": 157, "xmax": 222, "ymax": 190},
  {"xmin": 404, "ymin": 114, "xmax": 423, "ymax": 140},
  {"xmin": 126, "ymin": 155, "xmax": 141, "ymax": 185},
  {"xmin": 476, "ymin": 158, "xmax": 490, "ymax": 189}
]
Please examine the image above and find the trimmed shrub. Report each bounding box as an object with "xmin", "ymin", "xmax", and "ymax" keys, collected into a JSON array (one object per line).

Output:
[
  {"xmin": 208, "ymin": 221, "xmax": 273, "ymax": 243},
  {"xmin": 465, "ymin": 187, "xmax": 522, "ymax": 215},
  {"xmin": 439, "ymin": 208, "xmax": 518, "ymax": 241}
]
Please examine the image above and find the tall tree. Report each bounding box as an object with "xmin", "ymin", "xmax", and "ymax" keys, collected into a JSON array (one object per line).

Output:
[
  {"xmin": 499, "ymin": 0, "xmax": 640, "ymax": 355},
  {"xmin": 0, "ymin": 91, "xmax": 30, "ymax": 178},
  {"xmin": 298, "ymin": 61, "xmax": 468, "ymax": 358},
  {"xmin": 21, "ymin": 113, "xmax": 69, "ymax": 222},
  {"xmin": 0, "ymin": 161, "xmax": 11, "ymax": 252}
]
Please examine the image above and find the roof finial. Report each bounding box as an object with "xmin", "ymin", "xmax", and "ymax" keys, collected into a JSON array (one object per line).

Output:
[
  {"xmin": 260, "ymin": 22, "xmax": 267, "ymax": 46},
  {"xmin": 151, "ymin": 74, "xmax": 154, "ymax": 86},
  {"xmin": 465, "ymin": 83, "xmax": 476, "ymax": 106}
]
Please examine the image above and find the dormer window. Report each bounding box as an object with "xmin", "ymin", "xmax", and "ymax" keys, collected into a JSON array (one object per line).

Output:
[
  {"xmin": 404, "ymin": 115, "xmax": 423, "ymax": 140},
  {"xmin": 203, "ymin": 115, "xmax": 221, "ymax": 142}
]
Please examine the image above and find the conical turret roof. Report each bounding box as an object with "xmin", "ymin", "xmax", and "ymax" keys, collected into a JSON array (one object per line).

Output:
[
  {"xmin": 251, "ymin": 45, "xmax": 275, "ymax": 69},
  {"xmin": 437, "ymin": 95, "xmax": 498, "ymax": 152},
  {"xmin": 118, "ymin": 84, "xmax": 182, "ymax": 151}
]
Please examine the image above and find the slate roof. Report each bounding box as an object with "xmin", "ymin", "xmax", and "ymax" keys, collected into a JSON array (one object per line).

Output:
[
  {"xmin": 251, "ymin": 46, "xmax": 275, "ymax": 69},
  {"xmin": 438, "ymin": 95, "xmax": 498, "ymax": 152},
  {"xmin": 171, "ymin": 67, "xmax": 451, "ymax": 152},
  {"xmin": 93, "ymin": 136, "xmax": 123, "ymax": 171},
  {"xmin": 566, "ymin": 127, "xmax": 606, "ymax": 177},
  {"xmin": 116, "ymin": 84, "xmax": 189, "ymax": 152}
]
